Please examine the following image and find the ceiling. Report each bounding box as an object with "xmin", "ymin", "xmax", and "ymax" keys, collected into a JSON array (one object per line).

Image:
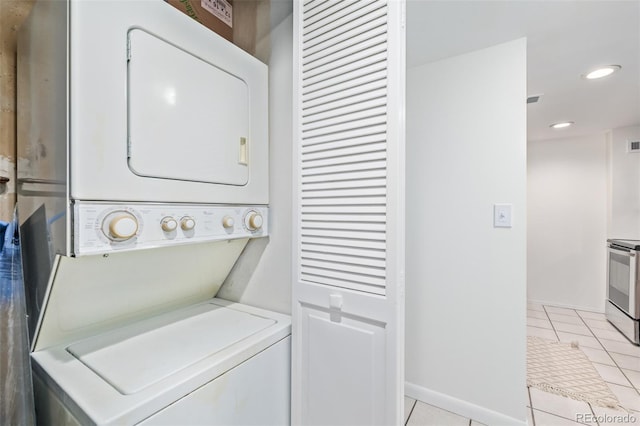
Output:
[{"xmin": 406, "ymin": 0, "xmax": 640, "ymax": 141}]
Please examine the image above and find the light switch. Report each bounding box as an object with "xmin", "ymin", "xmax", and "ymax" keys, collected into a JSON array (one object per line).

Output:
[{"xmin": 494, "ymin": 204, "xmax": 512, "ymax": 228}]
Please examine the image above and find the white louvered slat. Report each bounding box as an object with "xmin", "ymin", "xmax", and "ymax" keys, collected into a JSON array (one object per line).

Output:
[
  {"xmin": 303, "ymin": 0, "xmax": 378, "ymax": 39},
  {"xmin": 303, "ymin": 0, "xmax": 326, "ymax": 14},
  {"xmin": 299, "ymin": 0, "xmax": 389, "ymax": 296},
  {"xmin": 302, "ymin": 149, "xmax": 385, "ymax": 169},
  {"xmin": 303, "ymin": 60, "xmax": 386, "ymax": 95},
  {"xmin": 302, "ymin": 142, "xmax": 386, "ymax": 162},
  {"xmin": 303, "ymin": 79, "xmax": 386, "ymax": 111},
  {"xmin": 302, "ymin": 177, "xmax": 386, "ymax": 191},
  {"xmin": 303, "ymin": 1, "xmax": 385, "ymax": 48},
  {"xmin": 301, "ymin": 235, "xmax": 386, "ymax": 251},
  {"xmin": 303, "ymin": 103, "xmax": 387, "ymax": 132},
  {"xmin": 300, "ymin": 266, "xmax": 385, "ymax": 287},
  {"xmin": 301, "ymin": 250, "xmax": 386, "ymax": 268},
  {"xmin": 302, "ymin": 117, "xmax": 386, "ymax": 143},
  {"xmin": 303, "ymin": 49, "xmax": 387, "ymax": 90},
  {"xmin": 301, "ymin": 243, "xmax": 385, "ymax": 259},
  {"xmin": 302, "ymin": 133, "xmax": 385, "ymax": 153},
  {"xmin": 301, "ymin": 197, "xmax": 384, "ymax": 207},
  {"xmin": 301, "ymin": 205, "xmax": 386, "ymax": 215},
  {"xmin": 301, "ymin": 124, "xmax": 387, "ymax": 148},
  {"xmin": 304, "ymin": 0, "xmax": 356, "ymax": 28},
  {"xmin": 301, "ymin": 260, "xmax": 385, "ymax": 281},
  {"xmin": 299, "ymin": 273, "xmax": 384, "ymax": 295},
  {"xmin": 303, "ymin": 89, "xmax": 386, "ymax": 121},
  {"xmin": 301, "ymin": 213, "xmax": 386, "ymax": 223},
  {"xmin": 302, "ymin": 69, "xmax": 386, "ymax": 104},
  {"xmin": 301, "ymin": 160, "xmax": 386, "ymax": 177},
  {"xmin": 302, "ymin": 187, "xmax": 386, "ymax": 200},
  {"xmin": 302, "ymin": 220, "xmax": 386, "ymax": 233},
  {"xmin": 302, "ymin": 169, "xmax": 386, "ymax": 185},
  {"xmin": 303, "ymin": 16, "xmax": 387, "ymax": 69}
]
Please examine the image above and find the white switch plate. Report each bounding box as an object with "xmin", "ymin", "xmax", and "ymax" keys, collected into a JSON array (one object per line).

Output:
[{"xmin": 494, "ymin": 204, "xmax": 513, "ymax": 228}]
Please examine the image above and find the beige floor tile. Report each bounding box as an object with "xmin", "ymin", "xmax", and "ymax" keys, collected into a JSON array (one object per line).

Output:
[
  {"xmin": 529, "ymin": 388, "xmax": 594, "ymax": 423},
  {"xmin": 528, "ymin": 326, "xmax": 558, "ymax": 341},
  {"xmin": 599, "ymin": 339, "xmax": 640, "ymax": 357},
  {"xmin": 546, "ymin": 306, "xmax": 580, "ymax": 317},
  {"xmin": 579, "ymin": 346, "xmax": 616, "ymax": 367},
  {"xmin": 623, "ymin": 369, "xmax": 640, "ymax": 390},
  {"xmin": 556, "ymin": 332, "xmax": 603, "ymax": 349},
  {"xmin": 590, "ymin": 405, "xmax": 640, "ymax": 425},
  {"xmin": 576, "ymin": 310, "xmax": 607, "ymax": 321},
  {"xmin": 529, "ymin": 310, "xmax": 550, "ymax": 320},
  {"xmin": 611, "ymin": 352, "xmax": 640, "ymax": 372},
  {"xmin": 590, "ymin": 327, "xmax": 629, "ymax": 343},
  {"xmin": 528, "ymin": 317, "xmax": 553, "ymax": 329},
  {"xmin": 470, "ymin": 420, "xmax": 487, "ymax": 426},
  {"xmin": 406, "ymin": 401, "xmax": 469, "ymax": 426},
  {"xmin": 582, "ymin": 318, "xmax": 617, "ymax": 332},
  {"xmin": 592, "ymin": 363, "xmax": 633, "ymax": 387},
  {"xmin": 529, "ymin": 302, "xmax": 546, "ymax": 312},
  {"xmin": 532, "ymin": 408, "xmax": 595, "ymax": 425},
  {"xmin": 404, "ymin": 396, "xmax": 416, "ymax": 424},
  {"xmin": 548, "ymin": 313, "xmax": 585, "ymax": 325},
  {"xmin": 552, "ymin": 322, "xmax": 594, "ymax": 337},
  {"xmin": 607, "ymin": 383, "xmax": 640, "ymax": 411}
]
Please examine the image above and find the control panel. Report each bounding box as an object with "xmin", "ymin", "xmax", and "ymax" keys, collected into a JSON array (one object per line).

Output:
[{"xmin": 73, "ymin": 202, "xmax": 268, "ymax": 255}]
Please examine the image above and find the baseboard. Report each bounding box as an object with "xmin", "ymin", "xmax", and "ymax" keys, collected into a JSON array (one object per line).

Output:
[
  {"xmin": 405, "ymin": 381, "xmax": 527, "ymax": 426},
  {"xmin": 528, "ymin": 298, "xmax": 604, "ymax": 314}
]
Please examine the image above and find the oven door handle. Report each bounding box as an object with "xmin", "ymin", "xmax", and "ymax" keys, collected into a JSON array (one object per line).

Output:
[{"xmin": 608, "ymin": 246, "xmax": 636, "ymax": 257}]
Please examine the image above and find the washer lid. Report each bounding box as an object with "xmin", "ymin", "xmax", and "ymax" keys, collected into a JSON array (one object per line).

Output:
[{"xmin": 66, "ymin": 302, "xmax": 275, "ymax": 395}]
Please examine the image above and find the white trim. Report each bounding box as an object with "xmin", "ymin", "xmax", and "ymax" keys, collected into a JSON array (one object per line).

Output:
[
  {"xmin": 290, "ymin": 1, "xmax": 303, "ymax": 424},
  {"xmin": 405, "ymin": 381, "xmax": 528, "ymax": 426},
  {"xmin": 527, "ymin": 298, "xmax": 604, "ymax": 314}
]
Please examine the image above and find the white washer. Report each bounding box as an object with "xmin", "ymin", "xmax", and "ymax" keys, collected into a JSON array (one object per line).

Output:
[{"xmin": 32, "ymin": 299, "xmax": 291, "ymax": 425}]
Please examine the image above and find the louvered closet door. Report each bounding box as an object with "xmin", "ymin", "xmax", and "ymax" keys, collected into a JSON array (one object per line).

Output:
[{"xmin": 292, "ymin": 1, "xmax": 405, "ymax": 425}]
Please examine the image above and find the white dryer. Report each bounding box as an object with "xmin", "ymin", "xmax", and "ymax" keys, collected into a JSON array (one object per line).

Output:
[{"xmin": 17, "ymin": 1, "xmax": 289, "ymax": 424}]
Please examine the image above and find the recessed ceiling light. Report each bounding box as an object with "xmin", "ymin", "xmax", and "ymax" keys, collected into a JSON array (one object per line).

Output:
[
  {"xmin": 583, "ymin": 65, "xmax": 621, "ymax": 80},
  {"xmin": 550, "ymin": 121, "xmax": 574, "ymax": 129}
]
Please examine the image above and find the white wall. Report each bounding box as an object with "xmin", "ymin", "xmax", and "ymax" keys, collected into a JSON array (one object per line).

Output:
[
  {"xmin": 217, "ymin": 14, "xmax": 292, "ymax": 314},
  {"xmin": 405, "ymin": 39, "xmax": 527, "ymax": 425},
  {"xmin": 609, "ymin": 125, "xmax": 640, "ymax": 239},
  {"xmin": 527, "ymin": 134, "xmax": 608, "ymax": 311}
]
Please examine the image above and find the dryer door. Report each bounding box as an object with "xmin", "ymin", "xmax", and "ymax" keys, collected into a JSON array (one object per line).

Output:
[{"xmin": 127, "ymin": 29, "xmax": 249, "ymax": 186}]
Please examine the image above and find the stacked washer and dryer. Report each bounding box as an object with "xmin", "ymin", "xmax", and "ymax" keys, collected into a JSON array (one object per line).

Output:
[{"xmin": 17, "ymin": 0, "xmax": 290, "ymax": 424}]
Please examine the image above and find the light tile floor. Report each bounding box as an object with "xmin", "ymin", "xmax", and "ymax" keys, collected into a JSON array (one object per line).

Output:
[
  {"xmin": 404, "ymin": 303, "xmax": 640, "ymax": 425},
  {"xmin": 404, "ymin": 397, "xmax": 487, "ymax": 425},
  {"xmin": 525, "ymin": 302, "xmax": 640, "ymax": 425}
]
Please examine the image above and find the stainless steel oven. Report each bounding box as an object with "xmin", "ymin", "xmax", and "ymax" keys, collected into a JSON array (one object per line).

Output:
[{"xmin": 606, "ymin": 239, "xmax": 640, "ymax": 345}]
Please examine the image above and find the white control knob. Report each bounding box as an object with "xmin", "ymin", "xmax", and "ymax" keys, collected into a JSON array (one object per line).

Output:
[
  {"xmin": 161, "ymin": 217, "xmax": 178, "ymax": 232},
  {"xmin": 106, "ymin": 213, "xmax": 138, "ymax": 240},
  {"xmin": 222, "ymin": 216, "xmax": 235, "ymax": 229},
  {"xmin": 180, "ymin": 216, "xmax": 196, "ymax": 231},
  {"xmin": 244, "ymin": 211, "xmax": 263, "ymax": 231}
]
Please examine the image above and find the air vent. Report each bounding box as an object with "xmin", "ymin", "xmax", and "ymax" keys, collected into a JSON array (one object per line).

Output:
[
  {"xmin": 527, "ymin": 94, "xmax": 543, "ymax": 104},
  {"xmin": 629, "ymin": 140, "xmax": 640, "ymax": 153}
]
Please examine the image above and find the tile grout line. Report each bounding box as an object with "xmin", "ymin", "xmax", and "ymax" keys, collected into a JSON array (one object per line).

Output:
[
  {"xmin": 527, "ymin": 386, "xmax": 536, "ymax": 426},
  {"xmin": 575, "ymin": 310, "xmax": 639, "ymax": 392},
  {"xmin": 405, "ymin": 399, "xmax": 416, "ymax": 426},
  {"xmin": 542, "ymin": 305, "xmax": 561, "ymax": 341}
]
